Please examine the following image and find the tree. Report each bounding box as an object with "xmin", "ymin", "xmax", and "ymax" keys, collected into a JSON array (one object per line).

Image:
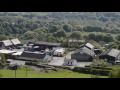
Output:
[
  {"xmin": 89, "ymin": 40, "xmax": 101, "ymax": 49},
  {"xmin": 49, "ymin": 25, "xmax": 60, "ymax": 33},
  {"xmin": 88, "ymin": 33, "xmax": 96, "ymax": 41},
  {"xmin": 118, "ymin": 44, "xmax": 120, "ymax": 50},
  {"xmin": 63, "ymin": 24, "xmax": 72, "ymax": 32},
  {"xmin": 70, "ymin": 31, "xmax": 82, "ymax": 40},
  {"xmin": 116, "ymin": 35, "xmax": 120, "ymax": 41},
  {"xmin": 46, "ymin": 35, "xmax": 57, "ymax": 42},
  {"xmin": 53, "ymin": 30, "xmax": 66, "ymax": 37},
  {"xmin": 90, "ymin": 58, "xmax": 111, "ymax": 67},
  {"xmin": 103, "ymin": 34, "xmax": 114, "ymax": 43},
  {"xmin": 96, "ymin": 34, "xmax": 104, "ymax": 42},
  {"xmin": 23, "ymin": 31, "xmax": 39, "ymax": 40}
]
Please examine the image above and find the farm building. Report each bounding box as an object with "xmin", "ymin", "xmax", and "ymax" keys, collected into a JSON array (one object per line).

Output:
[
  {"xmin": 71, "ymin": 47, "xmax": 95, "ymax": 62},
  {"xmin": 99, "ymin": 49, "xmax": 120, "ymax": 64},
  {"xmin": 2, "ymin": 40, "xmax": 13, "ymax": 49},
  {"xmin": 11, "ymin": 38, "xmax": 22, "ymax": 47},
  {"xmin": 34, "ymin": 41, "xmax": 62, "ymax": 51},
  {"xmin": 80, "ymin": 43, "xmax": 94, "ymax": 51},
  {"xmin": 18, "ymin": 51, "xmax": 53, "ymax": 63},
  {"xmin": 0, "ymin": 41, "xmax": 4, "ymax": 49},
  {"xmin": 63, "ymin": 59, "xmax": 77, "ymax": 66}
]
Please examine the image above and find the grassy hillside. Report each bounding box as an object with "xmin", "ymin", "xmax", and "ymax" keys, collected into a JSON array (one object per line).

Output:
[{"xmin": 0, "ymin": 69, "xmax": 107, "ymax": 78}]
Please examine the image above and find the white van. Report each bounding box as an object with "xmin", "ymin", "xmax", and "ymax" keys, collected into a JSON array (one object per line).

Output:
[{"xmin": 53, "ymin": 48, "xmax": 65, "ymax": 57}]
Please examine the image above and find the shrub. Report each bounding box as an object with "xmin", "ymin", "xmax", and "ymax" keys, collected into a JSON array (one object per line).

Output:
[
  {"xmin": 17, "ymin": 66, "xmax": 33, "ymax": 71},
  {"xmin": 90, "ymin": 58, "xmax": 111, "ymax": 67},
  {"xmin": 109, "ymin": 69, "xmax": 120, "ymax": 78},
  {"xmin": 73, "ymin": 67, "xmax": 111, "ymax": 76}
]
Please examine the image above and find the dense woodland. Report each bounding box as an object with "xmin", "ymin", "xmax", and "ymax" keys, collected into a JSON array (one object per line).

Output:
[{"xmin": 0, "ymin": 12, "xmax": 120, "ymax": 49}]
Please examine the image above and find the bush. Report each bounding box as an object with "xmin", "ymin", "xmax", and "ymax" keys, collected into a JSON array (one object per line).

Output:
[
  {"xmin": 0, "ymin": 72, "xmax": 3, "ymax": 78},
  {"xmin": 73, "ymin": 67, "xmax": 111, "ymax": 76},
  {"xmin": 17, "ymin": 66, "xmax": 33, "ymax": 71},
  {"xmin": 90, "ymin": 58, "xmax": 111, "ymax": 67},
  {"xmin": 25, "ymin": 61, "xmax": 32, "ymax": 65},
  {"xmin": 109, "ymin": 69, "xmax": 120, "ymax": 78}
]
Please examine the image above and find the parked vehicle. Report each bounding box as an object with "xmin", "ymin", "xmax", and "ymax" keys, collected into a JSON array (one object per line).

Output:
[{"xmin": 53, "ymin": 48, "xmax": 65, "ymax": 57}]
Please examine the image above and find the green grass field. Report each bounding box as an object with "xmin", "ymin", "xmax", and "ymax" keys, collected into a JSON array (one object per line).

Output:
[{"xmin": 0, "ymin": 69, "xmax": 107, "ymax": 78}]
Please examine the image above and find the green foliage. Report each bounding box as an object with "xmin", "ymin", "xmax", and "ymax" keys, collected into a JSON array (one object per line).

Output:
[
  {"xmin": 53, "ymin": 30, "xmax": 66, "ymax": 37},
  {"xmin": 116, "ymin": 35, "xmax": 120, "ymax": 41},
  {"xmin": 103, "ymin": 34, "xmax": 115, "ymax": 43},
  {"xmin": 22, "ymin": 31, "xmax": 38, "ymax": 40},
  {"xmin": 70, "ymin": 31, "xmax": 82, "ymax": 39},
  {"xmin": 109, "ymin": 69, "xmax": 120, "ymax": 78},
  {"xmin": 91, "ymin": 74, "xmax": 101, "ymax": 78},
  {"xmin": 73, "ymin": 67, "xmax": 111, "ymax": 76},
  {"xmin": 0, "ymin": 72, "xmax": 3, "ymax": 78},
  {"xmin": 89, "ymin": 40, "xmax": 101, "ymax": 48},
  {"xmin": 90, "ymin": 58, "xmax": 111, "ymax": 67},
  {"xmin": 0, "ymin": 54, "xmax": 6, "ymax": 64},
  {"xmin": 63, "ymin": 24, "xmax": 72, "ymax": 32},
  {"xmin": 17, "ymin": 66, "xmax": 33, "ymax": 71}
]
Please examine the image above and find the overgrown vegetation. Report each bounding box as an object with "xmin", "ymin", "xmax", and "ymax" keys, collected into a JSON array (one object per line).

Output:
[
  {"xmin": 90, "ymin": 58, "xmax": 111, "ymax": 67},
  {"xmin": 0, "ymin": 12, "xmax": 120, "ymax": 47},
  {"xmin": 109, "ymin": 69, "xmax": 120, "ymax": 78}
]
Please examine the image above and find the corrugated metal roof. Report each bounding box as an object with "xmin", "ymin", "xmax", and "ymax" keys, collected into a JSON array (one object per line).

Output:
[
  {"xmin": 35, "ymin": 41, "xmax": 61, "ymax": 46},
  {"xmin": 20, "ymin": 51, "xmax": 46, "ymax": 60},
  {"xmin": 74, "ymin": 47, "xmax": 95, "ymax": 56},
  {"xmin": 11, "ymin": 38, "xmax": 21, "ymax": 45},
  {"xmin": 2, "ymin": 40, "xmax": 13, "ymax": 46},
  {"xmin": 100, "ymin": 49, "xmax": 120, "ymax": 58},
  {"xmin": 85, "ymin": 43, "xmax": 94, "ymax": 49},
  {"xmin": 0, "ymin": 49, "xmax": 16, "ymax": 54}
]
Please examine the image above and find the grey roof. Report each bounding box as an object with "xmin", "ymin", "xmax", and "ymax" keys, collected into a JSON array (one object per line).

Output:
[
  {"xmin": 11, "ymin": 38, "xmax": 21, "ymax": 45},
  {"xmin": 20, "ymin": 51, "xmax": 46, "ymax": 60},
  {"xmin": 34, "ymin": 41, "xmax": 61, "ymax": 46},
  {"xmin": 20, "ymin": 39, "xmax": 36, "ymax": 44},
  {"xmin": 64, "ymin": 59, "xmax": 77, "ymax": 62},
  {"xmin": 74, "ymin": 47, "xmax": 95, "ymax": 56},
  {"xmin": 85, "ymin": 43, "xmax": 94, "ymax": 49},
  {"xmin": 100, "ymin": 49, "xmax": 120, "ymax": 58},
  {"xmin": 2, "ymin": 40, "xmax": 13, "ymax": 46},
  {"xmin": 68, "ymin": 40, "xmax": 85, "ymax": 43}
]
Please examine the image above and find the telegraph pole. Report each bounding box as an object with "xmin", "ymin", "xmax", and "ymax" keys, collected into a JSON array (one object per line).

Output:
[{"xmin": 26, "ymin": 65, "xmax": 27, "ymax": 77}]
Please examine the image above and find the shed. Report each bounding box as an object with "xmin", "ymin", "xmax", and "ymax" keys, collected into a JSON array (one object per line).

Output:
[
  {"xmin": 18, "ymin": 51, "xmax": 53, "ymax": 62},
  {"xmin": 71, "ymin": 47, "xmax": 95, "ymax": 62},
  {"xmin": 11, "ymin": 38, "xmax": 21, "ymax": 45},
  {"xmin": 2, "ymin": 40, "xmax": 13, "ymax": 48},
  {"xmin": 63, "ymin": 59, "xmax": 77, "ymax": 66},
  {"xmin": 99, "ymin": 49, "xmax": 120, "ymax": 63},
  {"xmin": 34, "ymin": 41, "xmax": 62, "ymax": 50}
]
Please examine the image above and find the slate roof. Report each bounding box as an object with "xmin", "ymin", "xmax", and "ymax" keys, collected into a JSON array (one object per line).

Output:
[
  {"xmin": 2, "ymin": 40, "xmax": 13, "ymax": 46},
  {"xmin": 20, "ymin": 51, "xmax": 46, "ymax": 60},
  {"xmin": 74, "ymin": 47, "xmax": 95, "ymax": 56},
  {"xmin": 85, "ymin": 43, "xmax": 94, "ymax": 49},
  {"xmin": 11, "ymin": 38, "xmax": 21, "ymax": 45},
  {"xmin": 34, "ymin": 41, "xmax": 61, "ymax": 46},
  {"xmin": 64, "ymin": 59, "xmax": 77, "ymax": 62},
  {"xmin": 100, "ymin": 49, "xmax": 120, "ymax": 58}
]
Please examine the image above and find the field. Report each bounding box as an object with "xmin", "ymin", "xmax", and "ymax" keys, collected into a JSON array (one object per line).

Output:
[{"xmin": 0, "ymin": 69, "xmax": 107, "ymax": 78}]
